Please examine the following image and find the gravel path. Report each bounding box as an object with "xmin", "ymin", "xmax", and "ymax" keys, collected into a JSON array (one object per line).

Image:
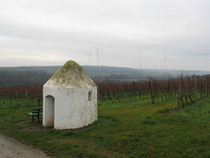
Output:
[{"xmin": 0, "ymin": 134, "xmax": 51, "ymax": 158}]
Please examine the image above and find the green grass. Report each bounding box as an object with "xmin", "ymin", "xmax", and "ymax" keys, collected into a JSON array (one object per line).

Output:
[
  {"xmin": 0, "ymin": 98, "xmax": 209, "ymax": 158},
  {"xmin": 0, "ymin": 97, "xmax": 42, "ymax": 109}
]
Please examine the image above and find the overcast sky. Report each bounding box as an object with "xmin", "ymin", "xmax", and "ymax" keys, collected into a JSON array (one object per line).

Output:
[{"xmin": 0, "ymin": 0, "xmax": 209, "ymax": 70}]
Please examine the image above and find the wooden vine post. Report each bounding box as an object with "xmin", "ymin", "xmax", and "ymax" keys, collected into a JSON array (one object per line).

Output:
[
  {"xmin": 25, "ymin": 86, "xmax": 29, "ymax": 107},
  {"xmin": 148, "ymin": 77, "xmax": 155, "ymax": 104},
  {"xmin": 178, "ymin": 72, "xmax": 183, "ymax": 110},
  {"xmin": 205, "ymin": 77, "xmax": 208, "ymax": 98},
  {"xmin": 194, "ymin": 76, "xmax": 197, "ymax": 102}
]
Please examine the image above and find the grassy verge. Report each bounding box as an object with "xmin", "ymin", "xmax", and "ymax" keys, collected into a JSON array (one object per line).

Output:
[{"xmin": 0, "ymin": 98, "xmax": 209, "ymax": 158}]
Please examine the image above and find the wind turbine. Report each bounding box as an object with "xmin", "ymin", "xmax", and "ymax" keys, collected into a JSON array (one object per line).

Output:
[
  {"xmin": 164, "ymin": 53, "xmax": 167, "ymax": 71},
  {"xmin": 139, "ymin": 53, "xmax": 143, "ymax": 70},
  {"xmin": 113, "ymin": 53, "xmax": 116, "ymax": 67},
  {"xmin": 88, "ymin": 52, "xmax": 91, "ymax": 65},
  {"xmin": 93, "ymin": 46, "xmax": 103, "ymax": 66}
]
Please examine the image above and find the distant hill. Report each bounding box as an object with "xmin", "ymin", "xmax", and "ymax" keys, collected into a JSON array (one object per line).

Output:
[{"xmin": 0, "ymin": 65, "xmax": 209, "ymax": 83}]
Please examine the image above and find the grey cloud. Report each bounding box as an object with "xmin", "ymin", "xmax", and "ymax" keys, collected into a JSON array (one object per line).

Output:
[{"xmin": 0, "ymin": 0, "xmax": 209, "ymax": 70}]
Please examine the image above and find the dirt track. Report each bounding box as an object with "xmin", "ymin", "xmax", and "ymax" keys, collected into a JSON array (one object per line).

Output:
[{"xmin": 0, "ymin": 134, "xmax": 51, "ymax": 158}]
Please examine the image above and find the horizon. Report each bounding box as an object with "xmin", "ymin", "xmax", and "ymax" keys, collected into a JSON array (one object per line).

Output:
[{"xmin": 0, "ymin": 64, "xmax": 210, "ymax": 73}]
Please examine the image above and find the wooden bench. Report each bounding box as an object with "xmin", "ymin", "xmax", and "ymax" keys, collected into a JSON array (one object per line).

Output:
[{"xmin": 27, "ymin": 107, "xmax": 43, "ymax": 122}]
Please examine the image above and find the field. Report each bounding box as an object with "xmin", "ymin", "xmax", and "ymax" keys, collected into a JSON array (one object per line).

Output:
[{"xmin": 0, "ymin": 97, "xmax": 209, "ymax": 158}]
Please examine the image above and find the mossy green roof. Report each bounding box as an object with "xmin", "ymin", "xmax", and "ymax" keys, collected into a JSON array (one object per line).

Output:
[{"xmin": 46, "ymin": 60, "xmax": 96, "ymax": 88}]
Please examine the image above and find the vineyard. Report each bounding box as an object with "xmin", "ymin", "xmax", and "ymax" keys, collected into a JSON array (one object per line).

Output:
[
  {"xmin": 98, "ymin": 75, "xmax": 209, "ymax": 108},
  {"xmin": 0, "ymin": 85, "xmax": 42, "ymax": 109},
  {"xmin": 0, "ymin": 76, "xmax": 209, "ymax": 109}
]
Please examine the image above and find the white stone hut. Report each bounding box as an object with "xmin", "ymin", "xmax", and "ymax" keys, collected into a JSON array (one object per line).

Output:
[{"xmin": 43, "ymin": 60, "xmax": 97, "ymax": 130}]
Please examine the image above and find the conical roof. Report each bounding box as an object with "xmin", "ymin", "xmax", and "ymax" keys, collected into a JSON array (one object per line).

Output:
[{"xmin": 45, "ymin": 60, "xmax": 96, "ymax": 88}]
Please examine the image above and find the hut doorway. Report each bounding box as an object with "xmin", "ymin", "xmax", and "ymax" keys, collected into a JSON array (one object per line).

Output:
[{"xmin": 44, "ymin": 95, "xmax": 55, "ymax": 127}]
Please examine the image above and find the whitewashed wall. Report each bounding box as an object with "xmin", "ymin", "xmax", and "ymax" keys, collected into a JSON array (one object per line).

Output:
[{"xmin": 43, "ymin": 85, "xmax": 97, "ymax": 130}]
